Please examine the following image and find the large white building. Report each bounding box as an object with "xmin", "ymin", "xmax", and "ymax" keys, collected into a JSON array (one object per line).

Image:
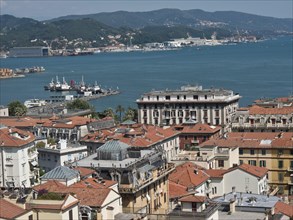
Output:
[
  {"xmin": 0, "ymin": 126, "xmax": 39, "ymax": 188},
  {"xmin": 38, "ymin": 139, "xmax": 88, "ymax": 172},
  {"xmin": 136, "ymin": 85, "xmax": 241, "ymax": 130}
]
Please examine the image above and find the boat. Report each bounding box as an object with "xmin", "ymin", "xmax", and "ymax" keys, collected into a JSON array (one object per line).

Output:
[
  {"xmin": 55, "ymin": 77, "xmax": 71, "ymax": 91},
  {"xmin": 54, "ymin": 76, "xmax": 61, "ymax": 91},
  {"xmin": 24, "ymin": 99, "xmax": 46, "ymax": 108},
  {"xmin": 90, "ymin": 81, "xmax": 102, "ymax": 94},
  {"xmin": 44, "ymin": 78, "xmax": 55, "ymax": 90},
  {"xmin": 0, "ymin": 54, "xmax": 7, "ymax": 59}
]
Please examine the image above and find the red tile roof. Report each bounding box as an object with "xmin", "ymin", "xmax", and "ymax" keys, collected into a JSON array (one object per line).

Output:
[
  {"xmin": 33, "ymin": 179, "xmax": 116, "ymax": 207},
  {"xmin": 169, "ymin": 181, "xmax": 189, "ymax": 199},
  {"xmin": 0, "ymin": 198, "xmax": 27, "ymax": 219},
  {"xmin": 226, "ymin": 164, "xmax": 268, "ymax": 178},
  {"xmin": 178, "ymin": 123, "xmax": 221, "ymax": 134},
  {"xmin": 204, "ymin": 169, "xmax": 226, "ymax": 178},
  {"xmin": 169, "ymin": 162, "xmax": 209, "ymax": 189},
  {"xmin": 0, "ymin": 127, "xmax": 35, "ymax": 147},
  {"xmin": 82, "ymin": 124, "xmax": 179, "ymax": 148},
  {"xmin": 201, "ymin": 132, "xmax": 293, "ymax": 149},
  {"xmin": 74, "ymin": 167, "xmax": 95, "ymax": 178},
  {"xmin": 275, "ymin": 201, "xmax": 293, "ymax": 217},
  {"xmin": 248, "ymin": 105, "xmax": 293, "ymax": 115},
  {"xmin": 179, "ymin": 195, "xmax": 206, "ymax": 203}
]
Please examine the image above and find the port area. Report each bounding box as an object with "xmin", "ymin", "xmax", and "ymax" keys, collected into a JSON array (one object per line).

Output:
[{"xmin": 26, "ymin": 89, "xmax": 120, "ymax": 117}]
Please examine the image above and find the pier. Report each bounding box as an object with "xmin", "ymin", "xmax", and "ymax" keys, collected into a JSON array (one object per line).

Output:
[{"xmin": 26, "ymin": 90, "xmax": 120, "ymax": 117}]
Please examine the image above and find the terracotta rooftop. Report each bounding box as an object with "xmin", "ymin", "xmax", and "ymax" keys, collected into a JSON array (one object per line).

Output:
[
  {"xmin": 248, "ymin": 105, "xmax": 293, "ymax": 115},
  {"xmin": 33, "ymin": 179, "xmax": 117, "ymax": 207},
  {"xmin": 0, "ymin": 198, "xmax": 27, "ymax": 219},
  {"xmin": 0, "ymin": 127, "xmax": 35, "ymax": 147},
  {"xmin": 274, "ymin": 201, "xmax": 293, "ymax": 217},
  {"xmin": 179, "ymin": 194, "xmax": 206, "ymax": 203},
  {"xmin": 204, "ymin": 169, "xmax": 226, "ymax": 178},
  {"xmin": 226, "ymin": 164, "xmax": 268, "ymax": 178},
  {"xmin": 82, "ymin": 124, "xmax": 179, "ymax": 148},
  {"xmin": 176, "ymin": 123, "xmax": 221, "ymax": 134},
  {"xmin": 201, "ymin": 132, "xmax": 293, "ymax": 149},
  {"xmin": 73, "ymin": 167, "xmax": 95, "ymax": 178},
  {"xmin": 169, "ymin": 162, "xmax": 209, "ymax": 188},
  {"xmin": 169, "ymin": 181, "xmax": 189, "ymax": 199}
]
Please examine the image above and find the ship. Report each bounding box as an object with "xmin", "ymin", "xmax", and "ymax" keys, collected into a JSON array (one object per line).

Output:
[
  {"xmin": 55, "ymin": 77, "xmax": 72, "ymax": 91},
  {"xmin": 24, "ymin": 99, "xmax": 46, "ymax": 108}
]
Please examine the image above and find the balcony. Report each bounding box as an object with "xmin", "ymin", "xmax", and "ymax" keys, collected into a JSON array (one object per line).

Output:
[
  {"xmin": 119, "ymin": 163, "xmax": 175, "ymax": 194},
  {"xmin": 287, "ymin": 167, "xmax": 293, "ymax": 172}
]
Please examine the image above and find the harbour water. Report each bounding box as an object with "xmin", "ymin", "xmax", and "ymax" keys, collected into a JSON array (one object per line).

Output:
[{"xmin": 0, "ymin": 37, "xmax": 292, "ymax": 112}]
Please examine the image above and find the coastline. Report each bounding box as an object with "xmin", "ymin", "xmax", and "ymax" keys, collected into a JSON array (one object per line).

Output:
[{"xmin": 0, "ymin": 74, "xmax": 25, "ymax": 80}]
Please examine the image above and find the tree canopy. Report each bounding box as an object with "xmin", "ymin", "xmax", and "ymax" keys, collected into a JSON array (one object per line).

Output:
[
  {"xmin": 66, "ymin": 99, "xmax": 91, "ymax": 110},
  {"xmin": 8, "ymin": 101, "xmax": 27, "ymax": 116}
]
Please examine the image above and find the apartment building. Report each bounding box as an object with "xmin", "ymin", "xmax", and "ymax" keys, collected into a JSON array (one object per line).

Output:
[
  {"xmin": 0, "ymin": 126, "xmax": 39, "ymax": 188},
  {"xmin": 208, "ymin": 132, "xmax": 293, "ymax": 195},
  {"xmin": 136, "ymin": 85, "xmax": 241, "ymax": 130},
  {"xmin": 81, "ymin": 122, "xmax": 180, "ymax": 162},
  {"xmin": 232, "ymin": 105, "xmax": 293, "ymax": 132},
  {"xmin": 173, "ymin": 119, "xmax": 221, "ymax": 150},
  {"xmin": 38, "ymin": 139, "xmax": 88, "ymax": 172},
  {"xmin": 77, "ymin": 141, "xmax": 175, "ymax": 215},
  {"xmin": 35, "ymin": 170, "xmax": 122, "ymax": 220}
]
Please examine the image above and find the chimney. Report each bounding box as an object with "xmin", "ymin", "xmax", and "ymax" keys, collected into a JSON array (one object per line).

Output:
[{"xmin": 229, "ymin": 198, "xmax": 236, "ymax": 213}]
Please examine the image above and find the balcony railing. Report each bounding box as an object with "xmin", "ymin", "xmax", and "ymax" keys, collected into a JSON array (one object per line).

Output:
[{"xmin": 119, "ymin": 163, "xmax": 175, "ymax": 194}]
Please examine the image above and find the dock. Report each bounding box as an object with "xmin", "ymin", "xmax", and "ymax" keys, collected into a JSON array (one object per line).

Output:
[{"xmin": 26, "ymin": 90, "xmax": 120, "ymax": 117}]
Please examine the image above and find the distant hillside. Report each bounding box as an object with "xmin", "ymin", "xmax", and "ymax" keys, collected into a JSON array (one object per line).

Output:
[
  {"xmin": 49, "ymin": 8, "xmax": 293, "ymax": 32},
  {"xmin": 0, "ymin": 14, "xmax": 234, "ymax": 50}
]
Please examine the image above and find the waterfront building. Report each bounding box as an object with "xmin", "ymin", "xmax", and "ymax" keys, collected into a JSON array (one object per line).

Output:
[
  {"xmin": 232, "ymin": 98, "xmax": 293, "ymax": 132},
  {"xmin": 173, "ymin": 119, "xmax": 221, "ymax": 150},
  {"xmin": 0, "ymin": 126, "xmax": 39, "ymax": 188},
  {"xmin": 37, "ymin": 139, "xmax": 88, "ymax": 172},
  {"xmin": 9, "ymin": 47, "xmax": 49, "ymax": 57},
  {"xmin": 77, "ymin": 142, "xmax": 175, "ymax": 215},
  {"xmin": 204, "ymin": 132, "xmax": 293, "ymax": 195},
  {"xmin": 0, "ymin": 105, "xmax": 9, "ymax": 117},
  {"xmin": 136, "ymin": 85, "xmax": 241, "ymax": 131},
  {"xmin": 81, "ymin": 122, "xmax": 180, "ymax": 162}
]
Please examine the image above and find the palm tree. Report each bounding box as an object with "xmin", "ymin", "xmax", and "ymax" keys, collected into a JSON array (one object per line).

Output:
[{"xmin": 116, "ymin": 105, "xmax": 125, "ymax": 122}]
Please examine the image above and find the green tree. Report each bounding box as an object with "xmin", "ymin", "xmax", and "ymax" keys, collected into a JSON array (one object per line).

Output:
[
  {"xmin": 115, "ymin": 105, "xmax": 125, "ymax": 122},
  {"xmin": 123, "ymin": 107, "xmax": 138, "ymax": 122},
  {"xmin": 8, "ymin": 101, "xmax": 27, "ymax": 116},
  {"xmin": 67, "ymin": 99, "xmax": 91, "ymax": 110}
]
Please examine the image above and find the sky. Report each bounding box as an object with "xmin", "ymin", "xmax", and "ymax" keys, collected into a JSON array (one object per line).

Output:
[{"xmin": 0, "ymin": 0, "xmax": 292, "ymax": 20}]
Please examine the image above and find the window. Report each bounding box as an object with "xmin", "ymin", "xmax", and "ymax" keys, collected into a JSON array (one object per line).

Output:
[
  {"xmin": 278, "ymin": 173, "xmax": 284, "ymax": 182},
  {"xmin": 278, "ymin": 150, "xmax": 283, "ymax": 155},
  {"xmin": 193, "ymin": 95, "xmax": 198, "ymax": 100},
  {"xmin": 260, "ymin": 160, "xmax": 266, "ymax": 167},
  {"xmin": 290, "ymin": 150, "xmax": 293, "ymax": 155},
  {"xmin": 248, "ymin": 160, "xmax": 256, "ymax": 166},
  {"xmin": 239, "ymin": 149, "xmax": 243, "ymax": 155},
  {"xmin": 165, "ymin": 96, "xmax": 170, "ymax": 100},
  {"xmin": 261, "ymin": 149, "xmax": 266, "ymax": 155},
  {"xmin": 183, "ymin": 95, "xmax": 186, "ymax": 100},
  {"xmin": 164, "ymin": 193, "xmax": 167, "ymax": 203},
  {"xmin": 218, "ymin": 160, "xmax": 224, "ymax": 167},
  {"xmin": 156, "ymin": 96, "xmax": 159, "ymax": 100},
  {"xmin": 278, "ymin": 160, "xmax": 283, "ymax": 169},
  {"xmin": 203, "ymin": 110, "xmax": 208, "ymax": 118},
  {"xmin": 240, "ymin": 160, "xmax": 243, "ymax": 165},
  {"xmin": 29, "ymin": 215, "xmax": 33, "ymax": 220},
  {"xmin": 214, "ymin": 187, "xmax": 217, "ymax": 194},
  {"xmin": 250, "ymin": 150, "xmax": 255, "ymax": 155},
  {"xmin": 177, "ymin": 95, "xmax": 180, "ymax": 100},
  {"xmin": 215, "ymin": 110, "xmax": 219, "ymax": 117},
  {"xmin": 205, "ymin": 95, "xmax": 207, "ymax": 99},
  {"xmin": 69, "ymin": 210, "xmax": 73, "ymax": 220}
]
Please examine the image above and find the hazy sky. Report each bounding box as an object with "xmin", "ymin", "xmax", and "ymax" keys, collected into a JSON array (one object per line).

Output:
[{"xmin": 1, "ymin": 0, "xmax": 292, "ymax": 20}]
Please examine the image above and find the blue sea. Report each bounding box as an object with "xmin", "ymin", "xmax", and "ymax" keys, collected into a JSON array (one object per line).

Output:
[{"xmin": 0, "ymin": 37, "xmax": 292, "ymax": 112}]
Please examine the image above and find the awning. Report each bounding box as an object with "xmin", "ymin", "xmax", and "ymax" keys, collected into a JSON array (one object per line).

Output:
[{"xmin": 30, "ymin": 161, "xmax": 38, "ymax": 167}]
